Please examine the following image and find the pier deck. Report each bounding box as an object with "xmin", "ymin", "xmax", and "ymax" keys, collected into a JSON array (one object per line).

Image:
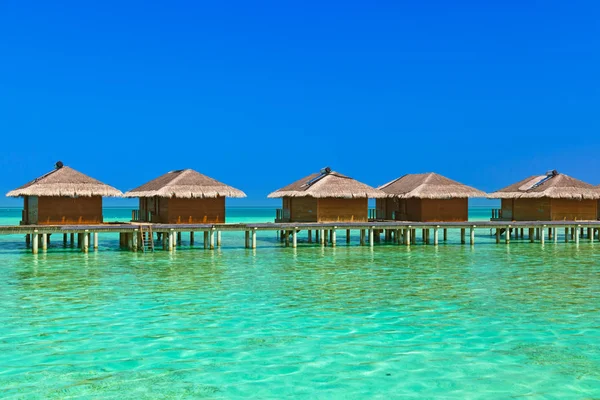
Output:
[{"xmin": 2, "ymin": 220, "xmax": 600, "ymax": 254}]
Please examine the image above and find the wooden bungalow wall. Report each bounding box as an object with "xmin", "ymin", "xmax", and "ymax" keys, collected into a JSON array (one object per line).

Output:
[
  {"xmin": 162, "ymin": 197, "xmax": 226, "ymax": 224},
  {"xmin": 376, "ymin": 198, "xmax": 468, "ymax": 222},
  {"xmin": 317, "ymin": 198, "xmax": 368, "ymax": 222},
  {"xmin": 284, "ymin": 197, "xmax": 368, "ymax": 222},
  {"xmin": 24, "ymin": 195, "xmax": 103, "ymax": 225},
  {"xmin": 502, "ymin": 198, "xmax": 597, "ymax": 221}
]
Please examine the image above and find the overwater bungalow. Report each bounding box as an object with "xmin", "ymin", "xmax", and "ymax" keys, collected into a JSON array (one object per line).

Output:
[
  {"xmin": 6, "ymin": 162, "xmax": 122, "ymax": 225},
  {"xmin": 375, "ymin": 173, "xmax": 486, "ymax": 221},
  {"xmin": 124, "ymin": 169, "xmax": 246, "ymax": 223},
  {"xmin": 268, "ymin": 167, "xmax": 385, "ymax": 223},
  {"xmin": 488, "ymin": 170, "xmax": 600, "ymax": 221}
]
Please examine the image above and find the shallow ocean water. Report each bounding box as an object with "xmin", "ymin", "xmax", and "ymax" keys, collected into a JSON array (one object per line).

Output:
[{"xmin": 0, "ymin": 208, "xmax": 598, "ymax": 399}]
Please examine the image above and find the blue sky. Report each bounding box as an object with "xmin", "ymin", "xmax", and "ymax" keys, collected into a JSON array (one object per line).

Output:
[{"xmin": 1, "ymin": 0, "xmax": 598, "ymax": 206}]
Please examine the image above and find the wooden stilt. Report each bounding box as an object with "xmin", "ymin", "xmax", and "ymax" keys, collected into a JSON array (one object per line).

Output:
[
  {"xmin": 217, "ymin": 231, "xmax": 222, "ymax": 247},
  {"xmin": 470, "ymin": 226, "xmax": 475, "ymax": 245},
  {"xmin": 168, "ymin": 230, "xmax": 174, "ymax": 251},
  {"xmin": 332, "ymin": 227, "xmax": 337, "ymax": 247},
  {"xmin": 285, "ymin": 230, "xmax": 289, "ymax": 247},
  {"xmin": 308, "ymin": 230, "xmax": 312, "ymax": 243},
  {"xmin": 360, "ymin": 229, "xmax": 365, "ymax": 246},
  {"xmin": 496, "ymin": 228, "xmax": 500, "ymax": 244},
  {"xmin": 405, "ymin": 228, "xmax": 411, "ymax": 246},
  {"xmin": 245, "ymin": 230, "xmax": 250, "ymax": 248},
  {"xmin": 575, "ymin": 226, "xmax": 580, "ymax": 244},
  {"xmin": 320, "ymin": 229, "xmax": 325, "ymax": 245},
  {"xmin": 529, "ymin": 228, "xmax": 534, "ymax": 243},
  {"xmin": 132, "ymin": 230, "xmax": 138, "ymax": 252},
  {"xmin": 251, "ymin": 228, "xmax": 256, "ymax": 249},
  {"xmin": 460, "ymin": 228, "xmax": 465, "ymax": 244},
  {"xmin": 210, "ymin": 229, "xmax": 215, "ymax": 250},
  {"xmin": 83, "ymin": 231, "xmax": 89, "ymax": 253},
  {"xmin": 540, "ymin": 226, "xmax": 545, "ymax": 245},
  {"xmin": 369, "ymin": 228, "xmax": 374, "ymax": 247},
  {"xmin": 32, "ymin": 231, "xmax": 39, "ymax": 254},
  {"xmin": 94, "ymin": 232, "xmax": 98, "ymax": 249},
  {"xmin": 42, "ymin": 233, "xmax": 48, "ymax": 251},
  {"xmin": 63, "ymin": 233, "xmax": 67, "ymax": 246},
  {"xmin": 443, "ymin": 228, "xmax": 447, "ymax": 241},
  {"xmin": 434, "ymin": 227, "xmax": 439, "ymax": 246},
  {"xmin": 203, "ymin": 231, "xmax": 209, "ymax": 249},
  {"xmin": 506, "ymin": 226, "xmax": 511, "ymax": 244},
  {"xmin": 162, "ymin": 233, "xmax": 168, "ymax": 250},
  {"xmin": 190, "ymin": 232, "xmax": 194, "ymax": 245},
  {"xmin": 565, "ymin": 227, "xmax": 569, "ymax": 243},
  {"xmin": 292, "ymin": 229, "xmax": 297, "ymax": 248},
  {"xmin": 70, "ymin": 233, "xmax": 75, "ymax": 246},
  {"xmin": 346, "ymin": 229, "xmax": 351, "ymax": 244}
]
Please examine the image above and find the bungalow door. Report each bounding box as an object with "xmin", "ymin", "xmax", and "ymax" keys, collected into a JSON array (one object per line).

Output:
[{"xmin": 28, "ymin": 196, "xmax": 38, "ymax": 224}]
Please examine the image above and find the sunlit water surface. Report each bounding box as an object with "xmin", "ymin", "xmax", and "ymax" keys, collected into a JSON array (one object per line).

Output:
[{"xmin": 0, "ymin": 208, "xmax": 598, "ymax": 398}]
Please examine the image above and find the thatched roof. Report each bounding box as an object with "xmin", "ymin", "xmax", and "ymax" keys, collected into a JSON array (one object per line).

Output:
[
  {"xmin": 488, "ymin": 171, "xmax": 600, "ymax": 199},
  {"xmin": 268, "ymin": 168, "xmax": 386, "ymax": 199},
  {"xmin": 123, "ymin": 169, "xmax": 246, "ymax": 198},
  {"xmin": 378, "ymin": 173, "xmax": 486, "ymax": 199},
  {"xmin": 6, "ymin": 165, "xmax": 122, "ymax": 198}
]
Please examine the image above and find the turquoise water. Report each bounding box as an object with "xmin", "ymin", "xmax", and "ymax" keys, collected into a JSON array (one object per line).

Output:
[{"xmin": 0, "ymin": 208, "xmax": 599, "ymax": 398}]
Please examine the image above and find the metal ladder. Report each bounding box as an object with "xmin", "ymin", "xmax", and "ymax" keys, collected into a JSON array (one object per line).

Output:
[{"xmin": 139, "ymin": 225, "xmax": 155, "ymax": 252}]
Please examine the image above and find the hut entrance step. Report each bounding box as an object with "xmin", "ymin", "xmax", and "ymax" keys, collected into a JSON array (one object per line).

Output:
[{"xmin": 139, "ymin": 225, "xmax": 155, "ymax": 253}]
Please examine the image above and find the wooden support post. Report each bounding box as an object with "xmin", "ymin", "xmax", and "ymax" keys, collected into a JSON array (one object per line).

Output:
[
  {"xmin": 308, "ymin": 230, "xmax": 312, "ymax": 243},
  {"xmin": 162, "ymin": 233, "xmax": 168, "ymax": 250},
  {"xmin": 553, "ymin": 228, "xmax": 558, "ymax": 243},
  {"xmin": 443, "ymin": 228, "xmax": 447, "ymax": 241},
  {"xmin": 245, "ymin": 230, "xmax": 250, "ymax": 248},
  {"xmin": 332, "ymin": 227, "xmax": 337, "ymax": 247},
  {"xmin": 63, "ymin": 233, "xmax": 67, "ymax": 246},
  {"xmin": 69, "ymin": 233, "xmax": 74, "ymax": 246},
  {"xmin": 168, "ymin": 230, "xmax": 174, "ymax": 251},
  {"xmin": 405, "ymin": 227, "xmax": 411, "ymax": 246},
  {"xmin": 520, "ymin": 228, "xmax": 524, "ymax": 239},
  {"xmin": 42, "ymin": 233, "xmax": 48, "ymax": 251},
  {"xmin": 346, "ymin": 229, "xmax": 351, "ymax": 244},
  {"xmin": 460, "ymin": 228, "xmax": 465, "ymax": 244},
  {"xmin": 190, "ymin": 232, "xmax": 194, "ymax": 245},
  {"xmin": 535, "ymin": 228, "xmax": 540, "ymax": 241},
  {"xmin": 588, "ymin": 228, "xmax": 593, "ymax": 241},
  {"xmin": 202, "ymin": 231, "xmax": 208, "ymax": 249},
  {"xmin": 575, "ymin": 226, "xmax": 580, "ymax": 244},
  {"xmin": 329, "ymin": 229, "xmax": 333, "ymax": 244},
  {"xmin": 132, "ymin": 230, "xmax": 138, "ymax": 252},
  {"xmin": 82, "ymin": 230, "xmax": 89, "ymax": 253},
  {"xmin": 323, "ymin": 230, "xmax": 328, "ymax": 246},
  {"xmin": 548, "ymin": 228, "xmax": 552, "ymax": 240},
  {"xmin": 209, "ymin": 229, "xmax": 215, "ymax": 250},
  {"xmin": 434, "ymin": 227, "xmax": 439, "ymax": 246},
  {"xmin": 565, "ymin": 227, "xmax": 569, "ymax": 243},
  {"xmin": 422, "ymin": 229, "xmax": 426, "ymax": 244},
  {"xmin": 505, "ymin": 226, "xmax": 511, "ymax": 244},
  {"xmin": 292, "ymin": 229, "xmax": 297, "ymax": 248},
  {"xmin": 540, "ymin": 226, "xmax": 545, "ymax": 245},
  {"xmin": 496, "ymin": 228, "xmax": 500, "ymax": 244},
  {"xmin": 529, "ymin": 228, "xmax": 534, "ymax": 243},
  {"xmin": 217, "ymin": 231, "xmax": 222, "ymax": 247},
  {"xmin": 369, "ymin": 228, "xmax": 374, "ymax": 247},
  {"xmin": 470, "ymin": 226, "xmax": 475, "ymax": 245},
  {"xmin": 32, "ymin": 231, "xmax": 39, "ymax": 254},
  {"xmin": 94, "ymin": 232, "xmax": 98, "ymax": 249},
  {"xmin": 360, "ymin": 229, "xmax": 365, "ymax": 246},
  {"xmin": 319, "ymin": 229, "xmax": 325, "ymax": 245},
  {"xmin": 251, "ymin": 228, "xmax": 256, "ymax": 249}
]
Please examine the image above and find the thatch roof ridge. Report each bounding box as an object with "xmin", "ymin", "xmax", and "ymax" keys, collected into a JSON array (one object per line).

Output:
[
  {"xmin": 268, "ymin": 169, "xmax": 386, "ymax": 199},
  {"xmin": 378, "ymin": 172, "xmax": 486, "ymax": 199},
  {"xmin": 488, "ymin": 172, "xmax": 600, "ymax": 199},
  {"xmin": 123, "ymin": 169, "xmax": 246, "ymax": 198},
  {"xmin": 6, "ymin": 165, "xmax": 122, "ymax": 198}
]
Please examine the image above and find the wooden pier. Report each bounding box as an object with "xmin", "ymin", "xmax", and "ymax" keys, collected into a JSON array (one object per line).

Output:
[{"xmin": 2, "ymin": 220, "xmax": 600, "ymax": 254}]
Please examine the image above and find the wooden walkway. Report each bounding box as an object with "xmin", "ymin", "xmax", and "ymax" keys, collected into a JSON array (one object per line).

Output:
[{"xmin": 2, "ymin": 220, "xmax": 600, "ymax": 254}]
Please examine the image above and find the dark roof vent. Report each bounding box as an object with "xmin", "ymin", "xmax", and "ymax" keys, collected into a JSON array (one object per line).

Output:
[
  {"xmin": 55, "ymin": 161, "xmax": 64, "ymax": 169},
  {"xmin": 303, "ymin": 167, "xmax": 333, "ymax": 188}
]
